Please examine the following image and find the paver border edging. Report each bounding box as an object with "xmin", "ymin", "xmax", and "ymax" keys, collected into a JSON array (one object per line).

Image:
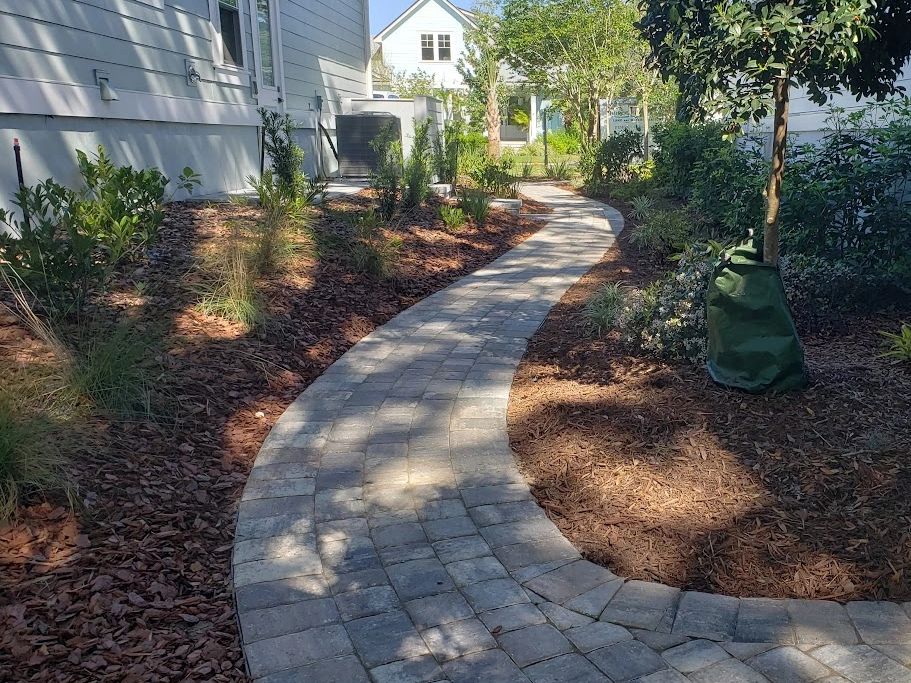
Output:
[{"xmin": 232, "ymin": 183, "xmax": 911, "ymax": 683}]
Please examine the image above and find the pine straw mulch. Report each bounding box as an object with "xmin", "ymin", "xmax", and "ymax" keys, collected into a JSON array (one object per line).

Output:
[
  {"xmin": 0, "ymin": 191, "xmax": 541, "ymax": 683},
  {"xmin": 507, "ymin": 199, "xmax": 911, "ymax": 602}
]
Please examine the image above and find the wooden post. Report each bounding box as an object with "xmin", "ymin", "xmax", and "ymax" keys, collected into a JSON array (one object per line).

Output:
[{"xmin": 764, "ymin": 76, "xmax": 790, "ymax": 265}]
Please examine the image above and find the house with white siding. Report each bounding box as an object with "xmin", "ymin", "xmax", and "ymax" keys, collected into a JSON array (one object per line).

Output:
[
  {"xmin": 371, "ymin": 0, "xmax": 554, "ymax": 145},
  {"xmin": 0, "ymin": 0, "xmax": 372, "ymax": 210}
]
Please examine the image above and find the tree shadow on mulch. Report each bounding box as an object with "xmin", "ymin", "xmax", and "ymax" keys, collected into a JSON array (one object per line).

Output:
[{"xmin": 508, "ymin": 196, "xmax": 911, "ymax": 602}]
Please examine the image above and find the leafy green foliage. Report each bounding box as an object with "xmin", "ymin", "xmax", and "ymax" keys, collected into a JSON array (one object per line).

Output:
[
  {"xmin": 440, "ymin": 205, "xmax": 467, "ymax": 231},
  {"xmin": 468, "ymin": 156, "xmax": 518, "ymax": 198},
  {"xmin": 651, "ymin": 122, "xmax": 728, "ymax": 198},
  {"xmin": 629, "ymin": 195, "xmax": 655, "ymax": 221},
  {"xmin": 459, "ymin": 190, "xmax": 492, "ymax": 225},
  {"xmin": 198, "ymin": 225, "xmax": 261, "ymax": 331},
  {"xmin": 432, "ymin": 122, "xmax": 462, "ymax": 185},
  {"xmin": 878, "ymin": 323, "xmax": 911, "ymax": 363},
  {"xmin": 546, "ymin": 128, "xmax": 583, "ymax": 155},
  {"xmin": 630, "ymin": 208, "xmax": 695, "ymax": 256},
  {"xmin": 583, "ymin": 282, "xmax": 626, "ymax": 336},
  {"xmin": 370, "ymin": 122, "xmax": 403, "ymax": 219},
  {"xmin": 0, "ymin": 393, "xmax": 68, "ymax": 520},
  {"xmin": 583, "ymin": 129, "xmax": 642, "ymax": 189},
  {"xmin": 403, "ymin": 119, "xmax": 434, "ymax": 211},
  {"xmin": 0, "ymin": 146, "xmax": 199, "ymax": 316},
  {"xmin": 259, "ymin": 108, "xmax": 305, "ymax": 189},
  {"xmin": 546, "ymin": 161, "xmax": 572, "ymax": 181},
  {"xmin": 350, "ymin": 213, "xmax": 402, "ymax": 279},
  {"xmin": 67, "ymin": 322, "xmax": 153, "ymax": 417}
]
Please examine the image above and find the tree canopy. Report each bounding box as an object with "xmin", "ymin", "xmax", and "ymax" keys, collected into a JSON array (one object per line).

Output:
[{"xmin": 638, "ymin": 0, "xmax": 911, "ymax": 262}]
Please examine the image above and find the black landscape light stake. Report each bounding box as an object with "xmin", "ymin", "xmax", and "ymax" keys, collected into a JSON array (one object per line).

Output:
[{"xmin": 13, "ymin": 137, "xmax": 29, "ymax": 228}]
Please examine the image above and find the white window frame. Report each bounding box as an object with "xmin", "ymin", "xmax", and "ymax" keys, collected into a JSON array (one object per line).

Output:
[
  {"xmin": 420, "ymin": 33, "xmax": 436, "ymax": 62},
  {"xmin": 249, "ymin": 0, "xmax": 284, "ymax": 108},
  {"xmin": 437, "ymin": 33, "xmax": 452, "ymax": 62},
  {"xmin": 209, "ymin": 0, "xmax": 250, "ymax": 72}
]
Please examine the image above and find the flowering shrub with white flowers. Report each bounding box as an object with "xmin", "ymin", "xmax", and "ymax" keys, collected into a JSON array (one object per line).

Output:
[{"xmin": 617, "ymin": 245, "xmax": 715, "ymax": 362}]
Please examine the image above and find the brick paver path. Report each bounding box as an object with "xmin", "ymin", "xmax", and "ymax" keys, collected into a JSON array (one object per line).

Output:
[{"xmin": 234, "ymin": 183, "xmax": 911, "ymax": 682}]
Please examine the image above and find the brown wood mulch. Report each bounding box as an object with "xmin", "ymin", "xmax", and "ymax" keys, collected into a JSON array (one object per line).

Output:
[
  {"xmin": 508, "ymin": 196, "xmax": 911, "ymax": 603},
  {"xmin": 0, "ymin": 192, "xmax": 540, "ymax": 682}
]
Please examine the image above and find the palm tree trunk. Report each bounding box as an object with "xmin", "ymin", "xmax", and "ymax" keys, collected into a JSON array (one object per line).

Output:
[
  {"xmin": 764, "ymin": 76, "xmax": 790, "ymax": 265},
  {"xmin": 485, "ymin": 60, "xmax": 501, "ymax": 158}
]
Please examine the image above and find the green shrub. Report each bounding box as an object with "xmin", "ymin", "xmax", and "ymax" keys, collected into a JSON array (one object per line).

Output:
[
  {"xmin": 630, "ymin": 209, "xmax": 695, "ymax": 256},
  {"xmin": 583, "ymin": 129, "xmax": 642, "ymax": 189},
  {"xmin": 468, "ymin": 156, "xmax": 518, "ymax": 198},
  {"xmin": 260, "ymin": 108, "xmax": 305, "ymax": 189},
  {"xmin": 521, "ymin": 162, "xmax": 534, "ymax": 179},
  {"xmin": 440, "ymin": 204, "xmax": 467, "ymax": 231},
  {"xmin": 432, "ymin": 121, "xmax": 462, "ymax": 185},
  {"xmin": 350, "ymin": 219, "xmax": 401, "ymax": 279},
  {"xmin": 652, "ymin": 122, "xmax": 728, "ymax": 198},
  {"xmin": 546, "ymin": 161, "xmax": 572, "ymax": 181},
  {"xmin": 583, "ymin": 282, "xmax": 626, "ymax": 336},
  {"xmin": 403, "ymin": 118, "xmax": 433, "ymax": 211},
  {"xmin": 0, "ymin": 394, "xmax": 68, "ymax": 520},
  {"xmin": 248, "ymin": 171, "xmax": 308, "ymax": 275},
  {"xmin": 198, "ymin": 226, "xmax": 261, "ymax": 330},
  {"xmin": 547, "ymin": 128, "xmax": 582, "ymax": 155},
  {"xmin": 370, "ymin": 122, "xmax": 403, "ymax": 219},
  {"xmin": 619, "ymin": 244, "xmax": 715, "ymax": 361},
  {"xmin": 68, "ymin": 322, "xmax": 153, "ymax": 417},
  {"xmin": 518, "ymin": 140, "xmax": 544, "ymax": 157},
  {"xmin": 629, "ymin": 195, "xmax": 655, "ymax": 221},
  {"xmin": 0, "ymin": 146, "xmax": 199, "ymax": 316},
  {"xmin": 459, "ymin": 190, "xmax": 492, "ymax": 225},
  {"xmin": 691, "ymin": 139, "xmax": 767, "ymax": 241},
  {"xmin": 879, "ymin": 323, "xmax": 911, "ymax": 363},
  {"xmin": 604, "ymin": 178, "xmax": 658, "ymax": 202},
  {"xmin": 779, "ymin": 254, "xmax": 911, "ymax": 324}
]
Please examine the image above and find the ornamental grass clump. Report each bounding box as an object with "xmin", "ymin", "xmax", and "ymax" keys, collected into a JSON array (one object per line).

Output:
[{"xmin": 583, "ymin": 282, "xmax": 626, "ymax": 337}]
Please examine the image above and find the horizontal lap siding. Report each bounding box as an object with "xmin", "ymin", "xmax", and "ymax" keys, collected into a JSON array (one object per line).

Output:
[
  {"xmin": 280, "ymin": 0, "xmax": 368, "ymax": 116},
  {"xmin": 0, "ymin": 0, "xmax": 253, "ymax": 105}
]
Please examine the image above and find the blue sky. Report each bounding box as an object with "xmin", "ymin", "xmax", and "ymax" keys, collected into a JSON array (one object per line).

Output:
[{"xmin": 370, "ymin": 0, "xmax": 473, "ymax": 36}]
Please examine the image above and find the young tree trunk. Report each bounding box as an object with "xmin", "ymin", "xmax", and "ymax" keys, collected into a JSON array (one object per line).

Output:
[
  {"xmin": 642, "ymin": 97, "xmax": 650, "ymax": 161},
  {"xmin": 764, "ymin": 76, "xmax": 790, "ymax": 265},
  {"xmin": 485, "ymin": 59, "xmax": 501, "ymax": 158}
]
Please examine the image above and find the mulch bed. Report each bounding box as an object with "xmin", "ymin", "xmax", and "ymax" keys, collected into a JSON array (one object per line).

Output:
[
  {"xmin": 0, "ymin": 192, "xmax": 541, "ymax": 682},
  {"xmin": 508, "ymin": 195, "xmax": 911, "ymax": 602}
]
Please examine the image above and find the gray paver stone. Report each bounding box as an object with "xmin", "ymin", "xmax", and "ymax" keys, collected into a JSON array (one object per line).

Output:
[
  {"xmin": 661, "ymin": 639, "xmax": 730, "ymax": 674},
  {"xmin": 846, "ymin": 601, "xmax": 911, "ymax": 644},
  {"xmin": 787, "ymin": 599, "xmax": 859, "ymax": 645},
  {"xmin": 523, "ymin": 560, "xmax": 618, "ymax": 605},
  {"xmin": 235, "ymin": 575, "xmax": 330, "ymax": 613},
  {"xmin": 686, "ymin": 658, "xmax": 771, "ymax": 683},
  {"xmin": 335, "ymin": 585, "xmax": 400, "ymax": 621},
  {"xmin": 721, "ymin": 642, "xmax": 778, "ymax": 660},
  {"xmin": 446, "ymin": 556, "xmax": 509, "ymax": 586},
  {"xmin": 524, "ymin": 653, "xmax": 609, "ymax": 683},
  {"xmin": 587, "ymin": 639, "xmax": 669, "ymax": 682},
  {"xmin": 736, "ymin": 598, "xmax": 795, "ymax": 644},
  {"xmin": 244, "ymin": 623, "xmax": 354, "ymax": 678},
  {"xmin": 600, "ymin": 580, "xmax": 680, "ymax": 631},
  {"xmin": 369, "ymin": 655, "xmax": 446, "ymax": 683},
  {"xmin": 564, "ymin": 621, "xmax": 633, "ymax": 652},
  {"xmin": 372, "ymin": 522, "xmax": 428, "ymax": 549},
  {"xmin": 256, "ymin": 654, "xmax": 369, "ymax": 683},
  {"xmin": 632, "ymin": 670, "xmax": 689, "ymax": 683},
  {"xmin": 496, "ymin": 624, "xmax": 573, "ymax": 668},
  {"xmin": 564, "ymin": 580, "xmax": 624, "ymax": 618},
  {"xmin": 630, "ymin": 630, "xmax": 690, "ymax": 652},
  {"xmin": 748, "ymin": 646, "xmax": 831, "ymax": 683},
  {"xmin": 432, "ymin": 535, "xmax": 492, "ymax": 564},
  {"xmin": 811, "ymin": 643, "xmax": 911, "ymax": 683},
  {"xmin": 405, "ymin": 591, "xmax": 475, "ymax": 630},
  {"xmin": 494, "ymin": 538, "xmax": 580, "ymax": 571},
  {"xmin": 422, "ymin": 617, "xmax": 498, "ymax": 662},
  {"xmin": 442, "ymin": 649, "xmax": 529, "ymax": 683},
  {"xmin": 672, "ymin": 591, "xmax": 739, "ymax": 641},
  {"xmin": 241, "ymin": 597, "xmax": 339, "ymax": 643},
  {"xmin": 345, "ymin": 610, "xmax": 430, "ymax": 668},
  {"xmin": 873, "ymin": 643, "xmax": 911, "ymax": 666},
  {"xmin": 463, "ymin": 578, "xmax": 531, "ymax": 613},
  {"xmin": 480, "ymin": 604, "xmax": 548, "ymax": 634},
  {"xmin": 387, "ymin": 558, "xmax": 455, "ymax": 602},
  {"xmin": 540, "ymin": 601, "xmax": 595, "ymax": 630}
]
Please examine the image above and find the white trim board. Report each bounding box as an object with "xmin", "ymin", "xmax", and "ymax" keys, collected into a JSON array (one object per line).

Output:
[{"xmin": 0, "ymin": 75, "xmax": 261, "ymax": 126}]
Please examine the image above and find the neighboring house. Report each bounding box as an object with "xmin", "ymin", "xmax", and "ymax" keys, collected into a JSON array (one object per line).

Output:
[
  {"xmin": 0, "ymin": 0, "xmax": 371, "ymax": 212},
  {"xmin": 371, "ymin": 0, "xmax": 553, "ymax": 145}
]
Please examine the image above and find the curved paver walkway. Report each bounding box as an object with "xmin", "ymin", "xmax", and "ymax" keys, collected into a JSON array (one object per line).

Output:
[{"xmin": 234, "ymin": 183, "xmax": 911, "ymax": 683}]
